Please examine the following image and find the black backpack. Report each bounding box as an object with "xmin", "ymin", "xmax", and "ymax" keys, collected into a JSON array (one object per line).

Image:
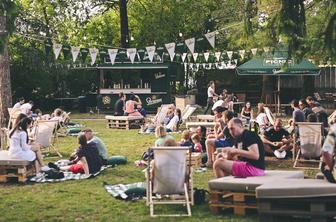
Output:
[
  {"xmin": 193, "ymin": 188, "xmax": 209, "ymax": 205},
  {"xmin": 45, "ymin": 169, "xmax": 65, "ymax": 179}
]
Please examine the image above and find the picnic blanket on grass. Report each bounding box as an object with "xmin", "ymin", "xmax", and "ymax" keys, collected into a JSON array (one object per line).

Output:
[
  {"xmin": 104, "ymin": 182, "xmax": 146, "ymax": 200},
  {"xmin": 29, "ymin": 160, "xmax": 112, "ymax": 183}
]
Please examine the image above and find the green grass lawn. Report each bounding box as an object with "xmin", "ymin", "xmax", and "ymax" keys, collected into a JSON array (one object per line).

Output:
[{"xmin": 0, "ymin": 117, "xmax": 319, "ymax": 222}]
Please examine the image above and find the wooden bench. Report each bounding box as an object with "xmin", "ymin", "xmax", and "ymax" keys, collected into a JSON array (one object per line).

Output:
[
  {"xmin": 105, "ymin": 115, "xmax": 145, "ymax": 130},
  {"xmin": 196, "ymin": 115, "xmax": 215, "ymax": 122},
  {"xmin": 0, "ymin": 150, "xmax": 36, "ymax": 183},
  {"xmin": 186, "ymin": 121, "xmax": 215, "ymax": 130}
]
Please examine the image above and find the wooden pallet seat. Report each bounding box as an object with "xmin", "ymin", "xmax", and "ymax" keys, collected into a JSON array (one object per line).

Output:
[
  {"xmin": 208, "ymin": 170, "xmax": 304, "ymax": 215},
  {"xmin": 105, "ymin": 115, "xmax": 144, "ymax": 130},
  {"xmin": 0, "ymin": 150, "xmax": 36, "ymax": 183},
  {"xmin": 256, "ymin": 179, "xmax": 336, "ymax": 222}
]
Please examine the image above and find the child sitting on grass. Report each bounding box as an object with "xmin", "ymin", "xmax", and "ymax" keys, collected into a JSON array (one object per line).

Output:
[{"xmin": 191, "ymin": 133, "xmax": 202, "ymax": 153}]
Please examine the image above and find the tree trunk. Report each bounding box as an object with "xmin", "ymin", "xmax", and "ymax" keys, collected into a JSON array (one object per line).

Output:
[
  {"xmin": 0, "ymin": 18, "xmax": 12, "ymax": 127},
  {"xmin": 119, "ymin": 0, "xmax": 129, "ymax": 48},
  {"xmin": 261, "ymin": 75, "xmax": 275, "ymax": 104}
]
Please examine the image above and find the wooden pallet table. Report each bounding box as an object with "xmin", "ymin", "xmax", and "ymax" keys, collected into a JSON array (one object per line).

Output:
[{"xmin": 105, "ymin": 115, "xmax": 144, "ymax": 130}]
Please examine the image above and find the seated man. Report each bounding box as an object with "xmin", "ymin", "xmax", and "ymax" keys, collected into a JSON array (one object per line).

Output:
[
  {"xmin": 82, "ymin": 128, "xmax": 107, "ymax": 162},
  {"xmin": 205, "ymin": 110, "xmax": 235, "ymax": 167},
  {"xmin": 321, "ymin": 124, "xmax": 336, "ymax": 183},
  {"xmin": 213, "ymin": 118, "xmax": 265, "ymax": 178},
  {"xmin": 114, "ymin": 92, "xmax": 125, "ymax": 116},
  {"xmin": 261, "ymin": 118, "xmax": 292, "ymax": 159}
]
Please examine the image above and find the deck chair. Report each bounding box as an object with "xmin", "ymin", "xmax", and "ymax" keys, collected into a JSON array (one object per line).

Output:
[
  {"xmin": 146, "ymin": 146, "xmax": 193, "ymax": 217},
  {"xmin": 181, "ymin": 105, "xmax": 197, "ymax": 123},
  {"xmin": 34, "ymin": 120, "xmax": 62, "ymax": 157},
  {"xmin": 328, "ymin": 110, "xmax": 336, "ymax": 124},
  {"xmin": 264, "ymin": 107, "xmax": 275, "ymax": 126},
  {"xmin": 7, "ymin": 108, "xmax": 23, "ymax": 129},
  {"xmin": 293, "ymin": 122, "xmax": 323, "ymax": 169},
  {"xmin": 152, "ymin": 104, "xmax": 174, "ymax": 126}
]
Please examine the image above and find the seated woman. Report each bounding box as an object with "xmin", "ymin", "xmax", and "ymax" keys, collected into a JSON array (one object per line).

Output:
[
  {"xmin": 125, "ymin": 94, "xmax": 143, "ymax": 117},
  {"xmin": 255, "ymin": 103, "xmax": 270, "ymax": 133},
  {"xmin": 241, "ymin": 102, "xmax": 253, "ymax": 125},
  {"xmin": 134, "ymin": 95, "xmax": 146, "ymax": 117},
  {"xmin": 165, "ymin": 108, "xmax": 181, "ymax": 132},
  {"xmin": 213, "ymin": 118, "xmax": 265, "ymax": 178},
  {"xmin": 154, "ymin": 126, "xmax": 175, "ymax": 147},
  {"xmin": 163, "ymin": 105, "xmax": 175, "ymax": 125},
  {"xmin": 8, "ymin": 117, "xmax": 48, "ymax": 172},
  {"xmin": 50, "ymin": 134, "xmax": 103, "ymax": 176},
  {"xmin": 205, "ymin": 110, "xmax": 235, "ymax": 167}
]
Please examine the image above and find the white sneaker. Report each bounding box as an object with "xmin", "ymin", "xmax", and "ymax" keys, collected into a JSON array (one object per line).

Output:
[
  {"xmin": 280, "ymin": 151, "xmax": 287, "ymax": 159},
  {"xmin": 274, "ymin": 150, "xmax": 281, "ymax": 158},
  {"xmin": 40, "ymin": 166, "xmax": 51, "ymax": 172}
]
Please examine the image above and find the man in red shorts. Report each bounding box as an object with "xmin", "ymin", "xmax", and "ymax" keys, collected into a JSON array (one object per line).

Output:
[{"xmin": 213, "ymin": 118, "xmax": 265, "ymax": 178}]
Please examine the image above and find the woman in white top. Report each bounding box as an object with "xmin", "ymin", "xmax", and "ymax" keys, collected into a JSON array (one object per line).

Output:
[
  {"xmin": 165, "ymin": 108, "xmax": 182, "ymax": 132},
  {"xmin": 255, "ymin": 103, "xmax": 269, "ymax": 132},
  {"xmin": 8, "ymin": 117, "xmax": 46, "ymax": 172},
  {"xmin": 204, "ymin": 81, "xmax": 218, "ymax": 114}
]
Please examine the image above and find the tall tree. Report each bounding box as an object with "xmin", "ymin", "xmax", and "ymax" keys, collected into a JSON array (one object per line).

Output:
[{"xmin": 0, "ymin": 1, "xmax": 17, "ymax": 127}]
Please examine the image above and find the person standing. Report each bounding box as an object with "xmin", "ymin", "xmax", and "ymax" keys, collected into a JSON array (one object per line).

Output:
[
  {"xmin": 13, "ymin": 97, "xmax": 25, "ymax": 109},
  {"xmin": 204, "ymin": 81, "xmax": 218, "ymax": 114},
  {"xmin": 20, "ymin": 100, "xmax": 34, "ymax": 116}
]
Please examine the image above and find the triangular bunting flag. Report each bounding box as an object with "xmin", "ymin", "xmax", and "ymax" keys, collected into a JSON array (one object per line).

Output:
[
  {"xmin": 145, "ymin": 46, "xmax": 156, "ymax": 62},
  {"xmin": 202, "ymin": 63, "xmax": 206, "ymax": 68},
  {"xmin": 53, "ymin": 43, "xmax": 62, "ymax": 60},
  {"xmin": 263, "ymin": 47, "xmax": 270, "ymax": 53},
  {"xmin": 71, "ymin": 46, "xmax": 81, "ymax": 63},
  {"xmin": 127, "ymin": 48, "xmax": 137, "ymax": 64},
  {"xmin": 226, "ymin": 51, "xmax": 233, "ymax": 60},
  {"xmin": 215, "ymin": 52, "xmax": 221, "ymax": 62},
  {"xmin": 108, "ymin": 49, "xmax": 118, "ymax": 65},
  {"xmin": 185, "ymin": 38, "xmax": 195, "ymax": 54},
  {"xmin": 251, "ymin": 48, "xmax": 258, "ymax": 56},
  {"xmin": 239, "ymin": 50, "xmax": 245, "ymax": 60},
  {"xmin": 181, "ymin": 53, "xmax": 187, "ymax": 62},
  {"xmin": 193, "ymin": 53, "xmax": 198, "ymax": 62},
  {"xmin": 203, "ymin": 52, "xmax": 210, "ymax": 62},
  {"xmin": 89, "ymin": 48, "xmax": 99, "ymax": 65},
  {"xmin": 204, "ymin": 32, "xmax": 216, "ymax": 48},
  {"xmin": 165, "ymin": 42, "xmax": 176, "ymax": 62}
]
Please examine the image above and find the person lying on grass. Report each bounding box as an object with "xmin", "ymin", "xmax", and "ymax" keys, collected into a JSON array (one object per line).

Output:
[
  {"xmin": 49, "ymin": 134, "xmax": 103, "ymax": 177},
  {"xmin": 213, "ymin": 118, "xmax": 265, "ymax": 178}
]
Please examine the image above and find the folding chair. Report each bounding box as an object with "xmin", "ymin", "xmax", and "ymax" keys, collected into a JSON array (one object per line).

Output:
[
  {"xmin": 181, "ymin": 105, "xmax": 197, "ymax": 124},
  {"xmin": 152, "ymin": 104, "xmax": 174, "ymax": 126},
  {"xmin": 7, "ymin": 108, "xmax": 23, "ymax": 129},
  {"xmin": 146, "ymin": 146, "xmax": 193, "ymax": 217},
  {"xmin": 33, "ymin": 120, "xmax": 62, "ymax": 157},
  {"xmin": 264, "ymin": 107, "xmax": 275, "ymax": 126},
  {"xmin": 293, "ymin": 122, "xmax": 323, "ymax": 169},
  {"xmin": 328, "ymin": 110, "xmax": 336, "ymax": 124}
]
